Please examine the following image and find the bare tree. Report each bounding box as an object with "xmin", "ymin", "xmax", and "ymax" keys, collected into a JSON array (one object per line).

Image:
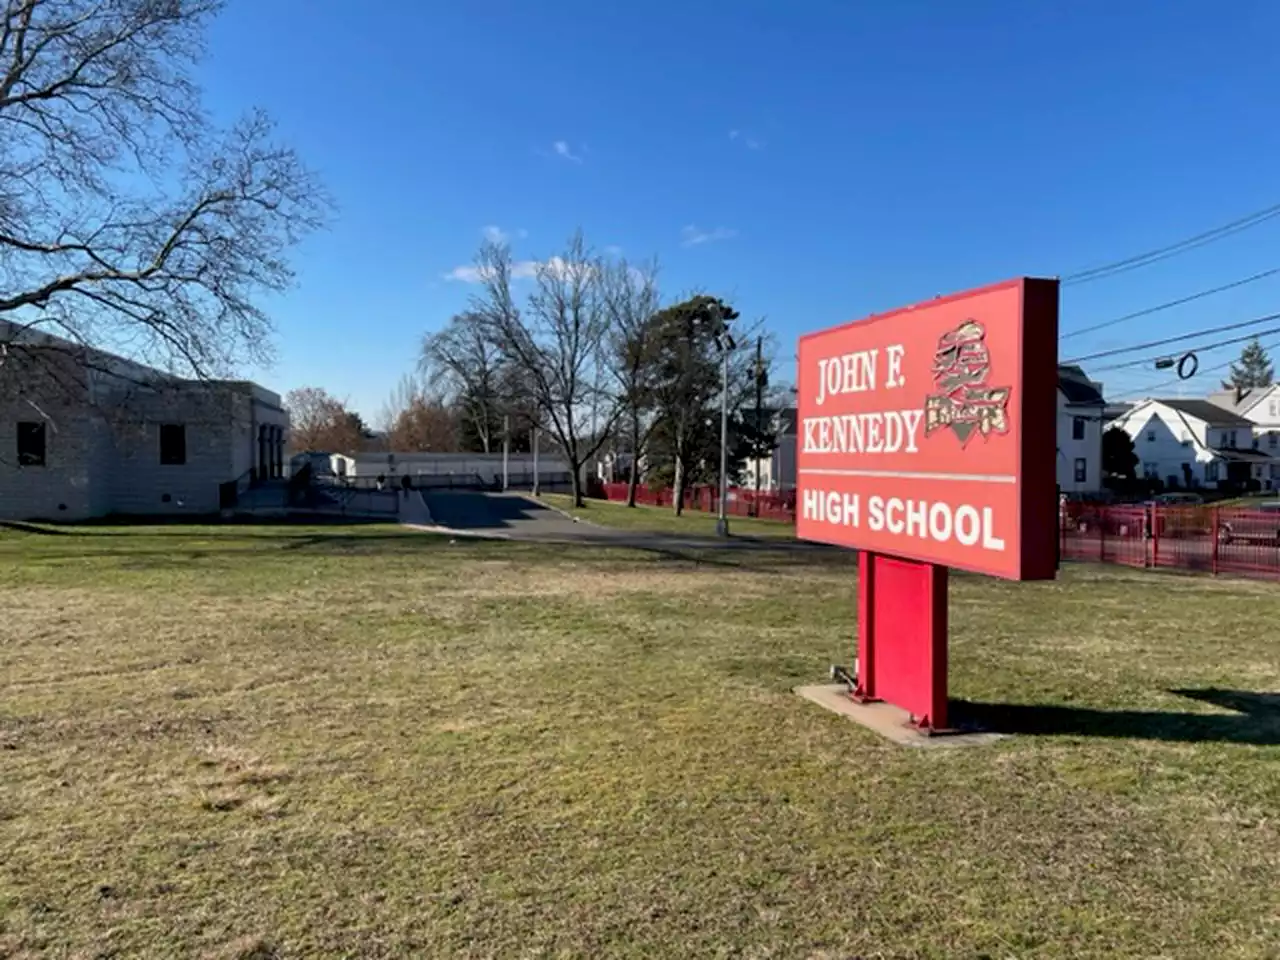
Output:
[
  {"xmin": 0, "ymin": 0, "xmax": 328, "ymax": 381},
  {"xmin": 469, "ymin": 233, "xmax": 619, "ymax": 507},
  {"xmin": 285, "ymin": 387, "xmax": 364, "ymax": 456},
  {"xmin": 601, "ymin": 256, "xmax": 660, "ymax": 507},
  {"xmin": 379, "ymin": 374, "xmax": 460, "ymax": 453},
  {"xmin": 419, "ymin": 312, "xmax": 505, "ymax": 453}
]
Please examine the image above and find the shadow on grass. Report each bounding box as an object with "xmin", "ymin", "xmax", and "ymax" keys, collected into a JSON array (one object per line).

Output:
[
  {"xmin": 0, "ymin": 514, "xmax": 390, "ymax": 537},
  {"xmin": 956, "ymin": 689, "xmax": 1280, "ymax": 746}
]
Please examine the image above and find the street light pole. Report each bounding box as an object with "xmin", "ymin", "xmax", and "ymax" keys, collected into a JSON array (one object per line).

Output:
[{"xmin": 716, "ymin": 340, "xmax": 731, "ymax": 538}]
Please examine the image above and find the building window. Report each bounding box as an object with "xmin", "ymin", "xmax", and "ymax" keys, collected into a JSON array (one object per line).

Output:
[
  {"xmin": 1143, "ymin": 462, "xmax": 1158, "ymax": 479},
  {"xmin": 1072, "ymin": 417, "xmax": 1086, "ymax": 440},
  {"xmin": 1074, "ymin": 458, "xmax": 1087, "ymax": 483},
  {"xmin": 16, "ymin": 421, "xmax": 46, "ymax": 466},
  {"xmin": 1205, "ymin": 461, "xmax": 1220, "ymax": 483},
  {"xmin": 1228, "ymin": 430, "xmax": 1238, "ymax": 447},
  {"xmin": 1271, "ymin": 433, "xmax": 1278, "ymax": 450},
  {"xmin": 159, "ymin": 424, "xmax": 187, "ymax": 465},
  {"xmin": 1271, "ymin": 400, "xmax": 1278, "ymax": 417},
  {"xmin": 1146, "ymin": 429, "xmax": 1156, "ymax": 442}
]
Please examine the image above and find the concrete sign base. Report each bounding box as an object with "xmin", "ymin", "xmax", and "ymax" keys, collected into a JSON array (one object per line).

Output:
[{"xmin": 794, "ymin": 684, "xmax": 1006, "ymax": 749}]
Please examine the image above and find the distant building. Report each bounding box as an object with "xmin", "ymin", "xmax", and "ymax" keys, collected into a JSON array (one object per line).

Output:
[
  {"xmin": 740, "ymin": 407, "xmax": 797, "ymax": 492},
  {"xmin": 330, "ymin": 451, "xmax": 571, "ymax": 490},
  {"xmin": 1057, "ymin": 365, "xmax": 1106, "ymax": 495},
  {"xmin": 1108, "ymin": 397, "xmax": 1279, "ymax": 491},
  {"xmin": 1208, "ymin": 384, "xmax": 1280, "ymax": 458},
  {"xmin": 0, "ymin": 320, "xmax": 288, "ymax": 521}
]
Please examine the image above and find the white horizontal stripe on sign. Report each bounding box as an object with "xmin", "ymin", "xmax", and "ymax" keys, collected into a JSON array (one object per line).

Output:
[{"xmin": 799, "ymin": 468, "xmax": 1017, "ymax": 484}]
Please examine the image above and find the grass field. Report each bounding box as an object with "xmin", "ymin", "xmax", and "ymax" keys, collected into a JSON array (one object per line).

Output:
[
  {"xmin": 540, "ymin": 493, "xmax": 796, "ymax": 539},
  {"xmin": 1, "ymin": 523, "xmax": 1278, "ymax": 958}
]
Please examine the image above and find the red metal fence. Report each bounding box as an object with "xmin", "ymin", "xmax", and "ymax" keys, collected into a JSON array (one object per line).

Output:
[
  {"xmin": 598, "ymin": 483, "xmax": 797, "ymax": 521},
  {"xmin": 595, "ymin": 485, "xmax": 1280, "ymax": 580},
  {"xmin": 1059, "ymin": 502, "xmax": 1280, "ymax": 579}
]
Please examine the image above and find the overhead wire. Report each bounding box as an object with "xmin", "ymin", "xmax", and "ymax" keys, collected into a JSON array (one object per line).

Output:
[
  {"xmin": 1061, "ymin": 201, "xmax": 1280, "ymax": 286},
  {"xmin": 1058, "ymin": 265, "xmax": 1280, "ymax": 341},
  {"xmin": 1062, "ymin": 311, "xmax": 1280, "ymax": 365},
  {"xmin": 1104, "ymin": 338, "xmax": 1280, "ymax": 402},
  {"xmin": 1088, "ymin": 325, "xmax": 1280, "ymax": 374}
]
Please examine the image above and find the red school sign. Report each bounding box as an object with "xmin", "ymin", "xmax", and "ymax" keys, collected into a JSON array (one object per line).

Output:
[
  {"xmin": 796, "ymin": 278, "xmax": 1059, "ymax": 731},
  {"xmin": 796, "ymin": 277, "xmax": 1059, "ymax": 581}
]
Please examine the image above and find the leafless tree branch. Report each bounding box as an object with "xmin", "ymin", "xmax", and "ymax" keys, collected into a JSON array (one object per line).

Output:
[{"xmin": 0, "ymin": 0, "xmax": 328, "ymax": 383}]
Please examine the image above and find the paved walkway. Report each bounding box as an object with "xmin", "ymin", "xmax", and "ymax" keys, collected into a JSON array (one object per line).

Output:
[{"xmin": 409, "ymin": 490, "xmax": 835, "ymax": 554}]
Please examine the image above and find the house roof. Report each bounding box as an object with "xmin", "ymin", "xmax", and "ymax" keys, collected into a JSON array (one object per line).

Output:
[
  {"xmin": 1152, "ymin": 398, "xmax": 1255, "ymax": 427},
  {"xmin": 1058, "ymin": 365, "xmax": 1105, "ymax": 405},
  {"xmin": 1207, "ymin": 385, "xmax": 1278, "ymax": 415},
  {"xmin": 1206, "ymin": 447, "xmax": 1280, "ymax": 464}
]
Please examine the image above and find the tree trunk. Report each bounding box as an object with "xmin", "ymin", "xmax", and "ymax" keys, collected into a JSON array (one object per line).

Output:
[
  {"xmin": 626, "ymin": 413, "xmax": 641, "ymax": 508},
  {"xmin": 571, "ymin": 461, "xmax": 585, "ymax": 508},
  {"xmin": 673, "ymin": 454, "xmax": 684, "ymax": 516}
]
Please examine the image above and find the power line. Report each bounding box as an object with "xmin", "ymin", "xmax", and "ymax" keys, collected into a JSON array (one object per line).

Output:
[
  {"xmin": 1062, "ymin": 201, "xmax": 1280, "ymax": 286},
  {"xmin": 1106, "ymin": 338, "xmax": 1280, "ymax": 401},
  {"xmin": 1089, "ymin": 324, "xmax": 1280, "ymax": 374},
  {"xmin": 1062, "ymin": 311, "xmax": 1280, "ymax": 365},
  {"xmin": 1059, "ymin": 266, "xmax": 1280, "ymax": 341}
]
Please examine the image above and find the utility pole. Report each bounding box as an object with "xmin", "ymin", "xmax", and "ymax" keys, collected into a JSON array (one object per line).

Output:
[
  {"xmin": 502, "ymin": 415, "xmax": 510, "ymax": 492},
  {"xmin": 753, "ymin": 335, "xmax": 765, "ymax": 517}
]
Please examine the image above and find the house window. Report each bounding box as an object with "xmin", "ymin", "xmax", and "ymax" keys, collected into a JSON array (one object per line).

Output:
[
  {"xmin": 16, "ymin": 422, "xmax": 46, "ymax": 466},
  {"xmin": 1074, "ymin": 458, "xmax": 1087, "ymax": 483},
  {"xmin": 1072, "ymin": 417, "xmax": 1086, "ymax": 441},
  {"xmin": 1271, "ymin": 400, "xmax": 1278, "ymax": 417},
  {"xmin": 1271, "ymin": 433, "xmax": 1278, "ymax": 450},
  {"xmin": 159, "ymin": 424, "xmax": 187, "ymax": 465},
  {"xmin": 1146, "ymin": 429, "xmax": 1156, "ymax": 442},
  {"xmin": 1228, "ymin": 430, "xmax": 1238, "ymax": 447},
  {"xmin": 1205, "ymin": 461, "xmax": 1220, "ymax": 483},
  {"xmin": 1143, "ymin": 462, "xmax": 1158, "ymax": 478}
]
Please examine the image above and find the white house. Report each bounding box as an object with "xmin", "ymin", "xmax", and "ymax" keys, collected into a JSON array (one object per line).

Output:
[
  {"xmin": 1057, "ymin": 365, "xmax": 1106, "ymax": 495},
  {"xmin": 1107, "ymin": 397, "xmax": 1279, "ymax": 491},
  {"xmin": 0, "ymin": 320, "xmax": 288, "ymax": 521},
  {"xmin": 741, "ymin": 407, "xmax": 797, "ymax": 493},
  {"xmin": 1208, "ymin": 385, "xmax": 1280, "ymax": 464}
]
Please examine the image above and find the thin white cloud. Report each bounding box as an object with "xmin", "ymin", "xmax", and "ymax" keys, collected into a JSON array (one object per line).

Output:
[
  {"xmin": 729, "ymin": 129, "xmax": 740, "ymax": 140},
  {"xmin": 681, "ymin": 224, "xmax": 737, "ymax": 247},
  {"xmin": 480, "ymin": 226, "xmax": 529, "ymax": 243},
  {"xmin": 729, "ymin": 129, "xmax": 763, "ymax": 150},
  {"xmin": 443, "ymin": 256, "xmax": 591, "ymax": 284},
  {"xmin": 552, "ymin": 140, "xmax": 583, "ymax": 163},
  {"xmin": 605, "ymin": 244, "xmax": 624, "ymax": 256}
]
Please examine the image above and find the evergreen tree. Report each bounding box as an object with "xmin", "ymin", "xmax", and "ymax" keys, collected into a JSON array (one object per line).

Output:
[{"xmin": 1222, "ymin": 338, "xmax": 1275, "ymax": 390}]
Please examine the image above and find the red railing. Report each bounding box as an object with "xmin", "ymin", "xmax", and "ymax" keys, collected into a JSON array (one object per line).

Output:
[
  {"xmin": 597, "ymin": 483, "xmax": 797, "ymax": 522},
  {"xmin": 1060, "ymin": 502, "xmax": 1280, "ymax": 579}
]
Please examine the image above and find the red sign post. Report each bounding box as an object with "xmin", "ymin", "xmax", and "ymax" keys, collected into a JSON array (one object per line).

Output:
[{"xmin": 796, "ymin": 278, "xmax": 1059, "ymax": 731}]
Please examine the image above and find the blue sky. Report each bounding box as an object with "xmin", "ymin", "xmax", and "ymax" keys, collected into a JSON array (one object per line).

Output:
[{"xmin": 200, "ymin": 0, "xmax": 1280, "ymax": 420}]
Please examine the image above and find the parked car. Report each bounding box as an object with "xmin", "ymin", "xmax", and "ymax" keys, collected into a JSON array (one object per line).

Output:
[
  {"xmin": 1217, "ymin": 502, "xmax": 1280, "ymax": 546},
  {"xmin": 1146, "ymin": 492, "xmax": 1204, "ymax": 506}
]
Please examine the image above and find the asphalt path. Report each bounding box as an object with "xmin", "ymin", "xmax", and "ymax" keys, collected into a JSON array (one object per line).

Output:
[{"xmin": 412, "ymin": 490, "xmax": 836, "ymax": 553}]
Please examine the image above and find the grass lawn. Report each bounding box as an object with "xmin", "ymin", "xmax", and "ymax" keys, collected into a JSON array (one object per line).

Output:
[
  {"xmin": 541, "ymin": 492, "xmax": 797, "ymax": 539},
  {"xmin": 1, "ymin": 523, "xmax": 1278, "ymax": 958}
]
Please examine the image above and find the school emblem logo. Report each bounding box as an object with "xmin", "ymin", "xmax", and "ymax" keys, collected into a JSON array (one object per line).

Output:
[{"xmin": 923, "ymin": 319, "xmax": 1011, "ymax": 445}]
